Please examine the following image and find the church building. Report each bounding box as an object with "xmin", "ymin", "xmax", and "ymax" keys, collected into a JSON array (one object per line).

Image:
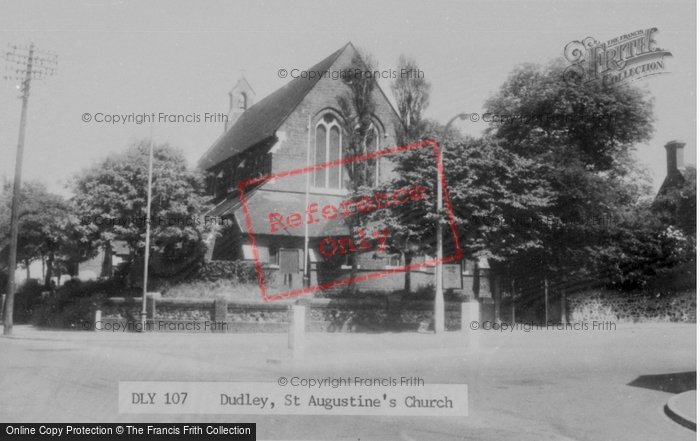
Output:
[
  {"xmin": 198, "ymin": 42, "xmax": 494, "ymax": 299},
  {"xmin": 198, "ymin": 42, "xmax": 410, "ymax": 293}
]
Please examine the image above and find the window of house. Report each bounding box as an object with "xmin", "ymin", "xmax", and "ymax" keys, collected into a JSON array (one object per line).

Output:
[
  {"xmin": 242, "ymin": 245, "xmax": 269, "ymax": 262},
  {"xmin": 387, "ymin": 254, "xmax": 401, "ymax": 267},
  {"xmin": 242, "ymin": 244, "xmax": 255, "ymax": 260},
  {"xmin": 462, "ymin": 259, "xmax": 476, "ymax": 275},
  {"xmin": 238, "ymin": 93, "xmax": 247, "ymax": 110}
]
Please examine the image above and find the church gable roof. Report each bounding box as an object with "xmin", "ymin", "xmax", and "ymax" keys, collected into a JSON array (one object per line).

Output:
[{"xmin": 198, "ymin": 43, "xmax": 352, "ymax": 170}]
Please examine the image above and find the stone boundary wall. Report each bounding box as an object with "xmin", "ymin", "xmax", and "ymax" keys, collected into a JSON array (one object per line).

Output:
[
  {"xmin": 98, "ymin": 296, "xmax": 464, "ymax": 333},
  {"xmin": 568, "ymin": 290, "xmax": 696, "ymax": 323}
]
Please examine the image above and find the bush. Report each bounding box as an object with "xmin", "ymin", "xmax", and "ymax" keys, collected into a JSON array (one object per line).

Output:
[
  {"xmin": 32, "ymin": 279, "xmax": 137, "ymax": 328},
  {"xmin": 59, "ymin": 278, "xmax": 140, "ymax": 298},
  {"xmin": 11, "ymin": 279, "xmax": 46, "ymax": 324},
  {"xmin": 34, "ymin": 291, "xmax": 109, "ymax": 329},
  {"xmin": 39, "ymin": 293, "xmax": 109, "ymax": 329},
  {"xmin": 314, "ymin": 284, "xmax": 464, "ymax": 302},
  {"xmin": 196, "ymin": 260, "xmax": 267, "ymax": 283}
]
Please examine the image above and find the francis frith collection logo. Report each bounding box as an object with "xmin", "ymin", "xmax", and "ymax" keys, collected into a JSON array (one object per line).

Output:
[{"xmin": 563, "ymin": 27, "xmax": 672, "ymax": 87}]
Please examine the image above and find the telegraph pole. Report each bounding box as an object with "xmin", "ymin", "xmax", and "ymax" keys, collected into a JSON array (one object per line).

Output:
[{"xmin": 2, "ymin": 43, "xmax": 57, "ymax": 335}]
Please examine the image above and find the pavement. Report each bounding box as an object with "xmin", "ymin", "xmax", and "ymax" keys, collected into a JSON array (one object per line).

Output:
[
  {"xmin": 665, "ymin": 390, "xmax": 697, "ymax": 431},
  {"xmin": 0, "ymin": 323, "xmax": 696, "ymax": 440}
]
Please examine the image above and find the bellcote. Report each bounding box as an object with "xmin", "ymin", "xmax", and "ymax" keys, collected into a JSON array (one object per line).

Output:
[{"xmin": 226, "ymin": 77, "xmax": 255, "ymax": 131}]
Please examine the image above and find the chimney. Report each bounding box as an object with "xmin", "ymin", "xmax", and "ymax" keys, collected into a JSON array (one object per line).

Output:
[{"xmin": 664, "ymin": 140, "xmax": 686, "ymax": 175}]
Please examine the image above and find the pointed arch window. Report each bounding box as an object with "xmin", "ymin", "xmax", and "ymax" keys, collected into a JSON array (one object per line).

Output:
[
  {"xmin": 238, "ymin": 93, "xmax": 247, "ymax": 110},
  {"xmin": 366, "ymin": 123, "xmax": 380, "ymax": 187},
  {"xmin": 313, "ymin": 115, "xmax": 345, "ymax": 189},
  {"xmin": 351, "ymin": 122, "xmax": 381, "ymax": 187}
]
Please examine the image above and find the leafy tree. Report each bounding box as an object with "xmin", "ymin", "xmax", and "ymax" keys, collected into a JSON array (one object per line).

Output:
[
  {"xmin": 484, "ymin": 60, "xmax": 655, "ymax": 171},
  {"xmin": 374, "ymin": 121, "xmax": 553, "ymax": 294},
  {"xmin": 596, "ymin": 191, "xmax": 695, "ymax": 290},
  {"xmin": 483, "ymin": 59, "xmax": 656, "ymax": 291},
  {"xmin": 70, "ymin": 140, "xmax": 215, "ymax": 285},
  {"xmin": 383, "ymin": 55, "xmax": 433, "ymax": 291},
  {"xmin": 338, "ymin": 49, "xmax": 379, "ymax": 189},
  {"xmin": 336, "ymin": 49, "xmax": 381, "ymax": 285},
  {"xmin": 602, "ymin": 167, "xmax": 700, "ymax": 289},
  {"xmin": 653, "ymin": 167, "xmax": 697, "ymax": 238},
  {"xmin": 391, "ymin": 54, "xmax": 432, "ymax": 147},
  {"xmin": 0, "ymin": 180, "xmax": 88, "ymax": 288}
]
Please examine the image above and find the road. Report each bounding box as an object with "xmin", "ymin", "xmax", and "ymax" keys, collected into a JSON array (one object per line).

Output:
[{"xmin": 0, "ymin": 323, "xmax": 695, "ymax": 440}]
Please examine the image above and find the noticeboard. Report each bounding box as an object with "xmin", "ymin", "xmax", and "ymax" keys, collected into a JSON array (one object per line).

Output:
[
  {"xmin": 443, "ymin": 264, "xmax": 463, "ymax": 289},
  {"xmin": 279, "ymin": 249, "xmax": 300, "ymax": 274}
]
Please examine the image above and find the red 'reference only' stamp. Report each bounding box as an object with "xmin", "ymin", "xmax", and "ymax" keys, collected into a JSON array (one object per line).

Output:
[{"xmin": 238, "ymin": 139, "xmax": 462, "ymax": 302}]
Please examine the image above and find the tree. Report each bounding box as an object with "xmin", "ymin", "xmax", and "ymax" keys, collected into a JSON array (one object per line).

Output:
[
  {"xmin": 338, "ymin": 49, "xmax": 379, "ymax": 188},
  {"xmin": 606, "ymin": 167, "xmax": 700, "ymax": 288},
  {"xmin": 70, "ymin": 140, "xmax": 215, "ymax": 285},
  {"xmin": 653, "ymin": 168, "xmax": 697, "ymax": 238},
  {"xmin": 0, "ymin": 180, "xmax": 87, "ymax": 288},
  {"xmin": 336, "ymin": 49, "xmax": 381, "ymax": 286},
  {"xmin": 484, "ymin": 58, "xmax": 656, "ymax": 298},
  {"xmin": 391, "ymin": 54, "xmax": 432, "ymax": 147},
  {"xmin": 374, "ymin": 121, "xmax": 553, "ymax": 294},
  {"xmin": 594, "ymin": 192, "xmax": 695, "ymax": 290},
  {"xmin": 386, "ymin": 54, "xmax": 433, "ymax": 291}
]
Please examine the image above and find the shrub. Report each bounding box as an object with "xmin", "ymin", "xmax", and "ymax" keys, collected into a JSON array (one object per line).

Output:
[
  {"xmin": 32, "ymin": 279, "xmax": 137, "ymax": 328},
  {"xmin": 196, "ymin": 260, "xmax": 266, "ymax": 283},
  {"xmin": 11, "ymin": 279, "xmax": 45, "ymax": 324}
]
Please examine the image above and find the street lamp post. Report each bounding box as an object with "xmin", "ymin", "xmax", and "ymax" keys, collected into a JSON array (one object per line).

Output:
[
  {"xmin": 435, "ymin": 113, "xmax": 470, "ymax": 333},
  {"xmin": 141, "ymin": 125, "xmax": 155, "ymax": 332}
]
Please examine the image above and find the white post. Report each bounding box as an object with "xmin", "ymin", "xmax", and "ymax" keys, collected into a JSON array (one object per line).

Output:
[
  {"xmin": 94, "ymin": 309, "xmax": 101, "ymax": 331},
  {"xmin": 435, "ymin": 113, "xmax": 469, "ymax": 333},
  {"xmin": 141, "ymin": 124, "xmax": 155, "ymax": 332},
  {"xmin": 435, "ymin": 143, "xmax": 445, "ymax": 333},
  {"xmin": 544, "ymin": 277, "xmax": 549, "ymax": 324},
  {"xmin": 461, "ymin": 301, "xmax": 481, "ymax": 348},
  {"xmin": 288, "ymin": 305, "xmax": 305, "ymax": 358},
  {"xmin": 303, "ymin": 115, "xmax": 311, "ymax": 286}
]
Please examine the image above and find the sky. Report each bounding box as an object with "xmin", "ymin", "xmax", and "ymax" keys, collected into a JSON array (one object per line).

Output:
[{"xmin": 0, "ymin": 0, "xmax": 696, "ymax": 198}]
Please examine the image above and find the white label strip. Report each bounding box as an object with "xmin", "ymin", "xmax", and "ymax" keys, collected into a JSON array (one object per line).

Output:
[{"xmin": 119, "ymin": 381, "xmax": 468, "ymax": 416}]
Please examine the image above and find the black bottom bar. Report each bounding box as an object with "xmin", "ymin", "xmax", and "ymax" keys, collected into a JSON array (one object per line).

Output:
[{"xmin": 0, "ymin": 424, "xmax": 256, "ymax": 440}]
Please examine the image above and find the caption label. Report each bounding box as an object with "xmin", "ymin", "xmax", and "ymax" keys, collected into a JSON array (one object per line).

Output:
[{"xmin": 119, "ymin": 381, "xmax": 468, "ymax": 416}]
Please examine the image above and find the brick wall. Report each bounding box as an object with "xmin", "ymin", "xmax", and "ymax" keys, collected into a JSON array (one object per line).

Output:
[{"xmin": 264, "ymin": 44, "xmax": 399, "ymax": 193}]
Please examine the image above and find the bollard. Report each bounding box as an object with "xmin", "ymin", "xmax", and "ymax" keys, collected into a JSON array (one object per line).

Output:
[
  {"xmin": 94, "ymin": 309, "xmax": 101, "ymax": 331},
  {"xmin": 213, "ymin": 297, "xmax": 227, "ymax": 333},
  {"xmin": 461, "ymin": 301, "xmax": 481, "ymax": 348},
  {"xmin": 146, "ymin": 292, "xmax": 160, "ymax": 320},
  {"xmin": 288, "ymin": 305, "xmax": 306, "ymax": 358}
]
